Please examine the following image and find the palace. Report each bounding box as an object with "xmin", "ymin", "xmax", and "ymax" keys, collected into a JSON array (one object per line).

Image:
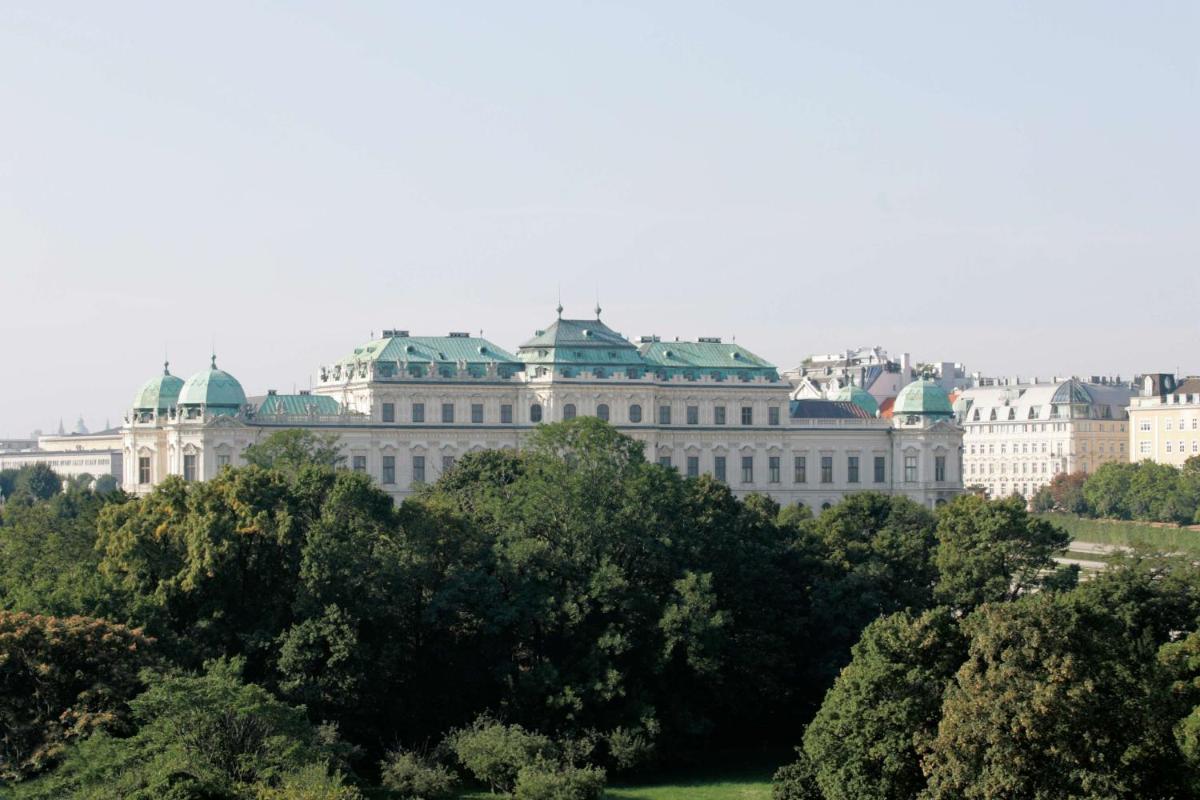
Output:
[{"xmin": 122, "ymin": 310, "xmax": 964, "ymax": 509}]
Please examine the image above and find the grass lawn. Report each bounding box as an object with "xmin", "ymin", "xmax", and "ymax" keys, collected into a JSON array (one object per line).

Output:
[{"xmin": 455, "ymin": 760, "xmax": 777, "ymax": 799}]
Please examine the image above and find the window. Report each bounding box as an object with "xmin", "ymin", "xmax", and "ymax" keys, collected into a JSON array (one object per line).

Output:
[
  {"xmin": 382, "ymin": 455, "xmax": 395, "ymax": 484},
  {"xmin": 183, "ymin": 453, "xmax": 197, "ymax": 482},
  {"xmin": 741, "ymin": 406, "xmax": 753, "ymax": 425},
  {"xmin": 741, "ymin": 456, "xmax": 754, "ymax": 483},
  {"xmin": 382, "ymin": 402, "xmax": 395, "ymax": 423},
  {"xmin": 352, "ymin": 455, "xmax": 367, "ymax": 473},
  {"xmin": 563, "ymin": 403, "xmax": 577, "ymax": 420},
  {"xmin": 501, "ymin": 404, "xmax": 513, "ymax": 424},
  {"xmin": 847, "ymin": 456, "xmax": 860, "ymax": 483},
  {"xmin": 687, "ymin": 405, "xmax": 699, "ymax": 425},
  {"xmin": 820, "ymin": 456, "xmax": 833, "ymax": 483},
  {"xmin": 629, "ymin": 404, "xmax": 642, "ymax": 423},
  {"xmin": 687, "ymin": 455, "xmax": 700, "ymax": 478},
  {"xmin": 442, "ymin": 455, "xmax": 456, "ymax": 473},
  {"xmin": 659, "ymin": 405, "xmax": 671, "ymax": 425},
  {"xmin": 769, "ymin": 456, "xmax": 780, "ymax": 483},
  {"xmin": 904, "ymin": 455, "xmax": 918, "ymax": 483},
  {"xmin": 412, "ymin": 456, "xmax": 426, "ymax": 483},
  {"xmin": 442, "ymin": 403, "xmax": 454, "ymax": 423},
  {"xmin": 935, "ymin": 455, "xmax": 946, "ymax": 482},
  {"xmin": 1139, "ymin": 442, "xmax": 1151, "ymax": 454},
  {"xmin": 412, "ymin": 402, "xmax": 425, "ymax": 423},
  {"xmin": 769, "ymin": 406, "xmax": 780, "ymax": 426},
  {"xmin": 530, "ymin": 403, "xmax": 543, "ymax": 423},
  {"xmin": 714, "ymin": 456, "xmax": 727, "ymax": 482},
  {"xmin": 597, "ymin": 403, "xmax": 610, "ymax": 422},
  {"xmin": 659, "ymin": 456, "xmax": 673, "ymax": 469},
  {"xmin": 217, "ymin": 453, "xmax": 231, "ymax": 469},
  {"xmin": 874, "ymin": 456, "xmax": 885, "ymax": 483},
  {"xmin": 794, "ymin": 456, "xmax": 807, "ymax": 483},
  {"xmin": 714, "ymin": 406, "xmax": 726, "ymax": 425},
  {"xmin": 469, "ymin": 403, "xmax": 483, "ymax": 424}
]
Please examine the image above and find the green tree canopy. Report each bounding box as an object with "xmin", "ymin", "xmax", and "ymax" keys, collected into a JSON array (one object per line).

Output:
[
  {"xmin": 0, "ymin": 611, "xmax": 155, "ymax": 780},
  {"xmin": 242, "ymin": 429, "xmax": 345, "ymax": 474},
  {"xmin": 933, "ymin": 494, "xmax": 1070, "ymax": 612},
  {"xmin": 802, "ymin": 608, "xmax": 965, "ymax": 800}
]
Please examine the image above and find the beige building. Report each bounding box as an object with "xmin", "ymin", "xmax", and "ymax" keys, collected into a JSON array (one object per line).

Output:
[
  {"xmin": 1128, "ymin": 374, "xmax": 1200, "ymax": 465},
  {"xmin": 954, "ymin": 378, "xmax": 1132, "ymax": 499},
  {"xmin": 122, "ymin": 312, "xmax": 965, "ymax": 510}
]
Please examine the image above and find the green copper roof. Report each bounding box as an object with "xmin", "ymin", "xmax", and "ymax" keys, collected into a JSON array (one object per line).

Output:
[
  {"xmin": 179, "ymin": 357, "xmax": 248, "ymax": 410},
  {"xmin": 253, "ymin": 393, "xmax": 340, "ymax": 416},
  {"xmin": 639, "ymin": 339, "xmax": 779, "ymax": 381},
  {"xmin": 893, "ymin": 379, "xmax": 953, "ymax": 417},
  {"xmin": 330, "ymin": 333, "xmax": 522, "ymax": 379},
  {"xmin": 518, "ymin": 317, "xmax": 646, "ymax": 373},
  {"xmin": 831, "ymin": 385, "xmax": 880, "ymax": 416},
  {"xmin": 133, "ymin": 362, "xmax": 185, "ymax": 411}
]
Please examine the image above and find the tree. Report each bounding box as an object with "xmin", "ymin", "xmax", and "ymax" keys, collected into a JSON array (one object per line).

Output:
[
  {"xmin": 1046, "ymin": 471, "xmax": 1089, "ymax": 514},
  {"xmin": 802, "ymin": 608, "xmax": 965, "ymax": 800},
  {"xmin": 933, "ymin": 495, "xmax": 1070, "ymax": 612},
  {"xmin": 13, "ymin": 464, "xmax": 62, "ymax": 502},
  {"xmin": 11, "ymin": 658, "xmax": 355, "ymax": 800},
  {"xmin": 0, "ymin": 490, "xmax": 121, "ymax": 618},
  {"xmin": 922, "ymin": 592, "xmax": 1190, "ymax": 799},
  {"xmin": 1082, "ymin": 462, "xmax": 1138, "ymax": 519},
  {"xmin": 0, "ymin": 611, "xmax": 155, "ymax": 780},
  {"xmin": 243, "ymin": 429, "xmax": 345, "ymax": 474},
  {"xmin": 801, "ymin": 492, "xmax": 939, "ymax": 689},
  {"xmin": 93, "ymin": 475, "xmax": 119, "ymax": 495}
]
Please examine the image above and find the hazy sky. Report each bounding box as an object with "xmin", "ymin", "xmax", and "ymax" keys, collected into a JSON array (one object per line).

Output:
[{"xmin": 1, "ymin": 2, "xmax": 1197, "ymax": 436}]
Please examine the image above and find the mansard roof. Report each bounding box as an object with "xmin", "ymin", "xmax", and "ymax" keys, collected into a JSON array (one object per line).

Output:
[
  {"xmin": 250, "ymin": 393, "xmax": 341, "ymax": 416},
  {"xmin": 336, "ymin": 332, "xmax": 520, "ymax": 366},
  {"xmin": 520, "ymin": 317, "xmax": 638, "ymax": 351},
  {"xmin": 638, "ymin": 340, "xmax": 778, "ymax": 380}
]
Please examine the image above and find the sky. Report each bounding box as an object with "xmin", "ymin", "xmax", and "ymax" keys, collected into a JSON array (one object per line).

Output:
[{"xmin": 0, "ymin": 2, "xmax": 1196, "ymax": 436}]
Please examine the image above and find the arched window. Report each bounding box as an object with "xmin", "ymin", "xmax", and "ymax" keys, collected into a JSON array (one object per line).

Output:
[
  {"xmin": 563, "ymin": 403, "xmax": 577, "ymax": 420},
  {"xmin": 629, "ymin": 404, "xmax": 643, "ymax": 423},
  {"xmin": 596, "ymin": 403, "xmax": 610, "ymax": 422},
  {"xmin": 820, "ymin": 502, "xmax": 832, "ymax": 511},
  {"xmin": 530, "ymin": 403, "xmax": 543, "ymax": 423}
]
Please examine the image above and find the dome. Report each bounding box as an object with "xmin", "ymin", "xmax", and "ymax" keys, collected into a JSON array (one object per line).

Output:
[
  {"xmin": 133, "ymin": 362, "xmax": 185, "ymax": 411},
  {"xmin": 893, "ymin": 379, "xmax": 953, "ymax": 417},
  {"xmin": 831, "ymin": 385, "xmax": 880, "ymax": 416},
  {"xmin": 178, "ymin": 356, "xmax": 247, "ymax": 413}
]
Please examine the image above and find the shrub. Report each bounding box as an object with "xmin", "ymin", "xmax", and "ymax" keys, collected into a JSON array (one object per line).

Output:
[
  {"xmin": 445, "ymin": 715, "xmax": 556, "ymax": 793},
  {"xmin": 514, "ymin": 763, "xmax": 606, "ymax": 800},
  {"xmin": 379, "ymin": 748, "xmax": 458, "ymax": 799},
  {"xmin": 772, "ymin": 749, "xmax": 822, "ymax": 800},
  {"xmin": 255, "ymin": 764, "xmax": 364, "ymax": 799},
  {"xmin": 604, "ymin": 725, "xmax": 656, "ymax": 772}
]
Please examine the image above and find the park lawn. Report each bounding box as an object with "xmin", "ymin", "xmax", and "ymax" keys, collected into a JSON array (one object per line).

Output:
[
  {"xmin": 455, "ymin": 762, "xmax": 776, "ymax": 799},
  {"xmin": 456, "ymin": 776, "xmax": 771, "ymax": 799}
]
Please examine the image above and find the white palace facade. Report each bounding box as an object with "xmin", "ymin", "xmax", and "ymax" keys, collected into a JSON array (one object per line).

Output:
[{"xmin": 122, "ymin": 311, "xmax": 964, "ymax": 510}]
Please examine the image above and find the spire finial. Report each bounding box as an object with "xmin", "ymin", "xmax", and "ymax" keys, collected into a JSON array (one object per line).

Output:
[
  {"xmin": 556, "ymin": 285, "xmax": 563, "ymax": 319},
  {"xmin": 211, "ymin": 353, "xmax": 217, "ymax": 369},
  {"xmin": 595, "ymin": 284, "xmax": 601, "ymax": 319},
  {"xmin": 163, "ymin": 359, "xmax": 170, "ymax": 375}
]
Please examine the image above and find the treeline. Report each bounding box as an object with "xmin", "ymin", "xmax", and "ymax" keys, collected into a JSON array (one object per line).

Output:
[
  {"xmin": 0, "ymin": 419, "xmax": 1147, "ymax": 799},
  {"xmin": 1033, "ymin": 456, "xmax": 1200, "ymax": 525}
]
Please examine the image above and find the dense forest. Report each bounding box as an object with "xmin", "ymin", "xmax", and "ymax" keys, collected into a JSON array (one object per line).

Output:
[{"xmin": 1, "ymin": 419, "xmax": 1198, "ymax": 799}]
